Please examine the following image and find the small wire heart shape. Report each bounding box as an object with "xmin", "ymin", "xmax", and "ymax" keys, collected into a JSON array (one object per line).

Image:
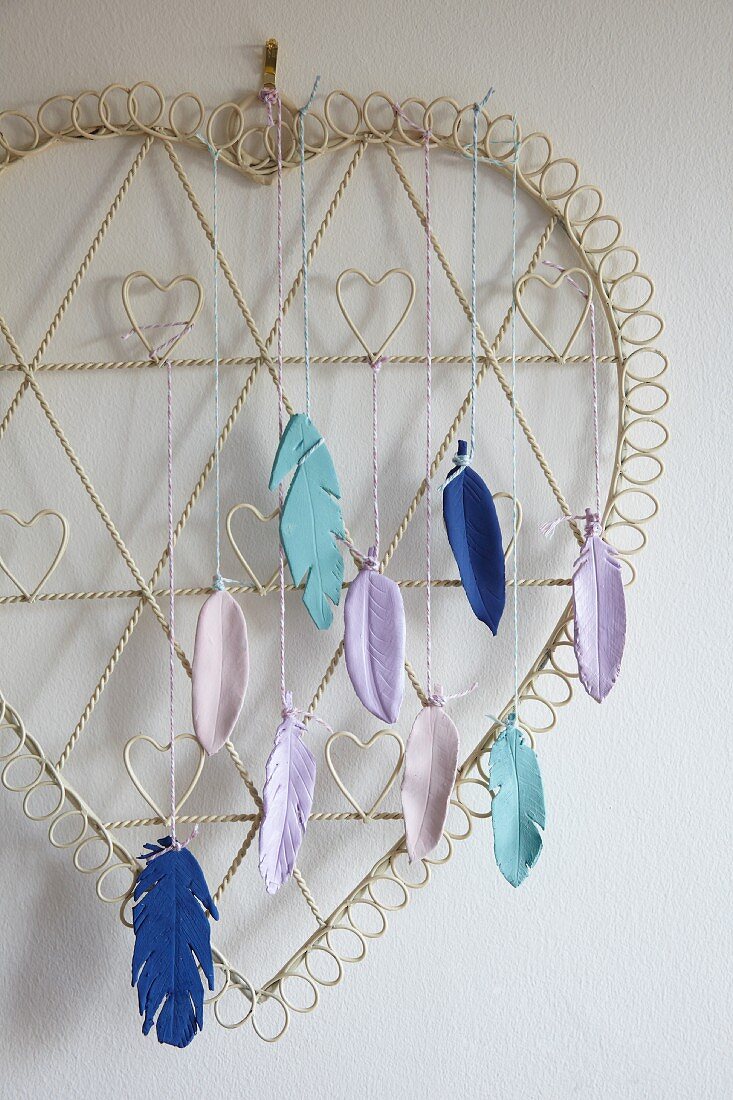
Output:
[
  {"xmin": 121, "ymin": 271, "xmax": 204, "ymax": 361},
  {"xmin": 325, "ymin": 728, "xmax": 405, "ymax": 822},
  {"xmin": 515, "ymin": 266, "xmax": 592, "ymax": 363},
  {"xmin": 0, "ymin": 509, "xmax": 69, "ymax": 600},
  {"xmin": 123, "ymin": 733, "xmax": 205, "ymax": 823},
  {"xmin": 336, "ymin": 267, "xmax": 416, "ymax": 362},
  {"xmin": 226, "ymin": 502, "xmax": 280, "ymax": 594}
]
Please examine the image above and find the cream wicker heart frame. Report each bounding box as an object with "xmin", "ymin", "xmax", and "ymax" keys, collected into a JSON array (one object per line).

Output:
[{"xmin": 0, "ymin": 83, "xmax": 667, "ymax": 1042}]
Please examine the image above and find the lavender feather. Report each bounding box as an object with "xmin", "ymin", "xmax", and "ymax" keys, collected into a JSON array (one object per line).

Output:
[
  {"xmin": 343, "ymin": 559, "xmax": 405, "ymax": 725},
  {"xmin": 573, "ymin": 510, "xmax": 627, "ymax": 702},
  {"xmin": 258, "ymin": 710, "xmax": 316, "ymax": 893},
  {"xmin": 400, "ymin": 703, "xmax": 459, "ymax": 862}
]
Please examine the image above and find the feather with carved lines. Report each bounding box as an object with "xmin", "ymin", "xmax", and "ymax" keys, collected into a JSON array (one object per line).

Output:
[
  {"xmin": 572, "ymin": 510, "xmax": 626, "ymax": 702},
  {"xmin": 258, "ymin": 711, "xmax": 317, "ymax": 893}
]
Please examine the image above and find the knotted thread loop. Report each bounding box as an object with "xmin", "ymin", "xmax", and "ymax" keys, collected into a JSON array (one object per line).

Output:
[
  {"xmin": 541, "ymin": 508, "xmax": 602, "ymax": 540},
  {"xmin": 259, "ymin": 86, "xmax": 277, "ymax": 127},
  {"xmin": 428, "ymin": 681, "xmax": 478, "ymax": 708}
]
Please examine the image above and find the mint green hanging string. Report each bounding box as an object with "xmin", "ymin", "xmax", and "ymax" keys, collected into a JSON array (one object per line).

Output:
[{"xmin": 299, "ymin": 76, "xmax": 321, "ymax": 418}]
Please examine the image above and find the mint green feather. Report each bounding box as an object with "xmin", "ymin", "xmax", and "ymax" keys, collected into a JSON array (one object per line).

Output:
[
  {"xmin": 269, "ymin": 413, "xmax": 345, "ymax": 630},
  {"xmin": 489, "ymin": 717, "xmax": 545, "ymax": 887}
]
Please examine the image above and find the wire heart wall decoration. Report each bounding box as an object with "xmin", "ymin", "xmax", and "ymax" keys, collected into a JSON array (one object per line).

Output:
[
  {"xmin": 0, "ymin": 80, "xmax": 667, "ymax": 1042},
  {"xmin": 0, "ymin": 509, "xmax": 69, "ymax": 601}
]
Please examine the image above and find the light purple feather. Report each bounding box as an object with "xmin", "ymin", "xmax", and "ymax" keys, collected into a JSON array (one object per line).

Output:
[
  {"xmin": 191, "ymin": 590, "xmax": 249, "ymax": 756},
  {"xmin": 258, "ymin": 712, "xmax": 316, "ymax": 894},
  {"xmin": 344, "ymin": 560, "xmax": 405, "ymax": 725},
  {"xmin": 572, "ymin": 511, "xmax": 627, "ymax": 702},
  {"xmin": 400, "ymin": 702, "xmax": 459, "ymax": 862}
]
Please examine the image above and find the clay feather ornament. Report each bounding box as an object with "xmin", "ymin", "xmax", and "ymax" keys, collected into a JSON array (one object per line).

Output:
[
  {"xmin": 442, "ymin": 440, "xmax": 505, "ymax": 634},
  {"xmin": 269, "ymin": 412, "xmax": 345, "ymax": 630},
  {"xmin": 258, "ymin": 696, "xmax": 317, "ymax": 893},
  {"xmin": 572, "ymin": 509, "xmax": 627, "ymax": 702},
  {"xmin": 191, "ymin": 588, "xmax": 249, "ymax": 755},
  {"xmin": 343, "ymin": 549, "xmax": 405, "ymax": 724},
  {"xmin": 131, "ymin": 837, "xmax": 219, "ymax": 1048},
  {"xmin": 400, "ymin": 695, "xmax": 459, "ymax": 862},
  {"xmin": 489, "ymin": 716, "xmax": 545, "ymax": 888}
]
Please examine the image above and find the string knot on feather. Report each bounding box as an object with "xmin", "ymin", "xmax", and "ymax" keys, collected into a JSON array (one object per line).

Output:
[
  {"xmin": 145, "ymin": 825, "xmax": 200, "ymax": 860},
  {"xmin": 583, "ymin": 509, "xmax": 602, "ymax": 538},
  {"xmin": 281, "ymin": 691, "xmax": 335, "ymax": 738},
  {"xmin": 428, "ymin": 681, "xmax": 478, "ymax": 708},
  {"xmin": 361, "ymin": 544, "xmax": 379, "ymax": 570},
  {"xmin": 540, "ymin": 510, "xmax": 602, "ymax": 539}
]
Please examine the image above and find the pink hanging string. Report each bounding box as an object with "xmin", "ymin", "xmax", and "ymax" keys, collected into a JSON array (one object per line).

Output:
[
  {"xmin": 393, "ymin": 102, "xmax": 476, "ymax": 710},
  {"xmin": 123, "ymin": 321, "xmax": 198, "ymax": 850},
  {"xmin": 260, "ymin": 86, "xmax": 288, "ymax": 715},
  {"xmin": 369, "ymin": 354, "xmax": 384, "ymax": 563},
  {"xmin": 343, "ymin": 353, "xmax": 386, "ymax": 571}
]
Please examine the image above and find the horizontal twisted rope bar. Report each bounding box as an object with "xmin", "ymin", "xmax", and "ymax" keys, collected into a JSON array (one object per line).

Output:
[
  {"xmin": 0, "ymin": 353, "xmax": 618, "ymax": 372},
  {"xmin": 0, "ymin": 577, "xmax": 571, "ymax": 605},
  {"xmin": 102, "ymin": 810, "xmax": 407, "ymax": 829}
]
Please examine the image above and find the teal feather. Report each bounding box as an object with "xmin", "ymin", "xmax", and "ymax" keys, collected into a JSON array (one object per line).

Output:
[
  {"xmin": 489, "ymin": 717, "xmax": 545, "ymax": 887},
  {"xmin": 269, "ymin": 413, "xmax": 345, "ymax": 630}
]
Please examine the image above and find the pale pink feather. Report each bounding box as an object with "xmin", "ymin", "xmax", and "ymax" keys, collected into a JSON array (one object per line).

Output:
[
  {"xmin": 191, "ymin": 590, "xmax": 249, "ymax": 755},
  {"xmin": 400, "ymin": 704, "xmax": 459, "ymax": 862}
]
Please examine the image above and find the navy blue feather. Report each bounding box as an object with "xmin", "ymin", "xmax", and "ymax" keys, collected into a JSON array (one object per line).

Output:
[
  {"xmin": 131, "ymin": 837, "xmax": 219, "ymax": 1048},
  {"xmin": 442, "ymin": 440, "xmax": 506, "ymax": 634}
]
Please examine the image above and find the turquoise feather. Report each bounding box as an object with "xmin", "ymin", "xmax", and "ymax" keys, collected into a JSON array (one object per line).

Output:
[
  {"xmin": 269, "ymin": 413, "xmax": 345, "ymax": 630},
  {"xmin": 489, "ymin": 717, "xmax": 545, "ymax": 887}
]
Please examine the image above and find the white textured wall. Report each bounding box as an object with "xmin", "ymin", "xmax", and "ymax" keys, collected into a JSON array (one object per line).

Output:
[{"xmin": 1, "ymin": 1, "xmax": 731, "ymax": 1097}]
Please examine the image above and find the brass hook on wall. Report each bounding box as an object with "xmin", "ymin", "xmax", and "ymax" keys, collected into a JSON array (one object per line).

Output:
[{"xmin": 262, "ymin": 38, "xmax": 278, "ymax": 91}]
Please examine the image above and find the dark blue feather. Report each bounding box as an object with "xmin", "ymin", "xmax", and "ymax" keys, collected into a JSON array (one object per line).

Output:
[
  {"xmin": 442, "ymin": 440, "xmax": 506, "ymax": 634},
  {"xmin": 131, "ymin": 837, "xmax": 219, "ymax": 1048}
]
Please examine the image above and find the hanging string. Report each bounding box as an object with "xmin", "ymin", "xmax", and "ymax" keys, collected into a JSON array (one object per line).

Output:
[
  {"xmin": 369, "ymin": 354, "xmax": 384, "ymax": 563},
  {"xmin": 539, "ymin": 262, "xmax": 602, "ymax": 540},
  {"xmin": 423, "ymin": 126, "xmax": 434, "ymax": 700},
  {"xmin": 469, "ymin": 88, "xmax": 494, "ymax": 462},
  {"xmin": 392, "ymin": 100, "xmax": 477, "ymax": 709},
  {"xmin": 205, "ymin": 142, "xmax": 224, "ymax": 590},
  {"xmin": 259, "ymin": 85, "xmax": 287, "ymax": 711},
  {"xmin": 122, "ymin": 321, "xmax": 197, "ymax": 850},
  {"xmin": 510, "ymin": 116, "xmax": 520, "ymax": 717},
  {"xmin": 298, "ymin": 76, "xmax": 321, "ymax": 419},
  {"xmin": 541, "ymin": 261, "xmax": 600, "ymax": 517}
]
